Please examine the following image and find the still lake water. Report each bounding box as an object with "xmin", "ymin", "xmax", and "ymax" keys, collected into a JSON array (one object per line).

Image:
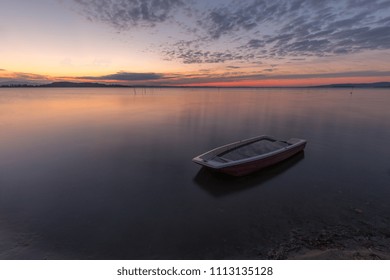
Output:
[{"xmin": 0, "ymin": 87, "xmax": 389, "ymax": 259}]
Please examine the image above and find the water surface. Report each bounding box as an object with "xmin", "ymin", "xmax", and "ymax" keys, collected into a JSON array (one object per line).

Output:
[{"xmin": 1, "ymin": 88, "xmax": 389, "ymax": 259}]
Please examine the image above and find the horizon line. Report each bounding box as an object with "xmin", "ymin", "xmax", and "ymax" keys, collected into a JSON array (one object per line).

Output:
[{"xmin": 1, "ymin": 81, "xmax": 390, "ymax": 89}]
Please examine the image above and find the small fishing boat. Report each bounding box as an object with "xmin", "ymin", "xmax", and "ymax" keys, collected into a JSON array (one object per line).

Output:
[{"xmin": 192, "ymin": 135, "xmax": 306, "ymax": 176}]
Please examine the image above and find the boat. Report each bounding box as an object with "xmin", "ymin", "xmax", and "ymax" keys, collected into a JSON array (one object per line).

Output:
[{"xmin": 192, "ymin": 135, "xmax": 306, "ymax": 176}]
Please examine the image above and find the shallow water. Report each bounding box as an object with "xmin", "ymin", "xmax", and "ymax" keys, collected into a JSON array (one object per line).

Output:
[{"xmin": 0, "ymin": 87, "xmax": 389, "ymax": 259}]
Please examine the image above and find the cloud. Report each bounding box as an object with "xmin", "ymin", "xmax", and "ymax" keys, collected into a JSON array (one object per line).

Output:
[
  {"xmin": 74, "ymin": 0, "xmax": 184, "ymax": 29},
  {"xmin": 237, "ymin": 0, "xmax": 390, "ymax": 58},
  {"xmin": 163, "ymin": 48, "xmax": 256, "ymax": 64},
  {"xmin": 0, "ymin": 70, "xmax": 51, "ymax": 85},
  {"xmin": 161, "ymin": 0, "xmax": 390, "ymax": 64},
  {"xmin": 2, "ymin": 72, "xmax": 47, "ymax": 80},
  {"xmin": 198, "ymin": 1, "xmax": 286, "ymax": 39},
  {"xmin": 247, "ymin": 39, "xmax": 265, "ymax": 49},
  {"xmin": 72, "ymin": 0, "xmax": 390, "ymax": 65},
  {"xmin": 78, "ymin": 71, "xmax": 163, "ymax": 81}
]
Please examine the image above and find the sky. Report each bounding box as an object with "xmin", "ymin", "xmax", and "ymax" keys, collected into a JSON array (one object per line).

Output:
[{"xmin": 1, "ymin": 0, "xmax": 390, "ymax": 86}]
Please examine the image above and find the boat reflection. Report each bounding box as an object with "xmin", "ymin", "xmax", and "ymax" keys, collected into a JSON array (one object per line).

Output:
[{"xmin": 194, "ymin": 151, "xmax": 305, "ymax": 197}]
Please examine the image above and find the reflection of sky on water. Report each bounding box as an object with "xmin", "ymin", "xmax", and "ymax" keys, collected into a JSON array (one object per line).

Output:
[{"xmin": 0, "ymin": 88, "xmax": 390, "ymax": 259}]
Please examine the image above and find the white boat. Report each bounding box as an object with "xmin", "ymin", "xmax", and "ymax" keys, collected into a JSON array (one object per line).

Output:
[{"xmin": 192, "ymin": 135, "xmax": 306, "ymax": 176}]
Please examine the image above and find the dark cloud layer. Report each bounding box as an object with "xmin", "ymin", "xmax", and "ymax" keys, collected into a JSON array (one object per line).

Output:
[
  {"xmin": 75, "ymin": 0, "xmax": 184, "ymax": 29},
  {"xmin": 0, "ymin": 71, "xmax": 51, "ymax": 85},
  {"xmin": 73, "ymin": 0, "xmax": 390, "ymax": 64},
  {"xmin": 79, "ymin": 71, "xmax": 163, "ymax": 81},
  {"xmin": 198, "ymin": 0, "xmax": 390, "ymax": 59},
  {"xmin": 162, "ymin": 48, "xmax": 255, "ymax": 64}
]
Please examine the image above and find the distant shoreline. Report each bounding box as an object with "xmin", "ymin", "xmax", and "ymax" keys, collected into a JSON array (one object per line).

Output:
[{"xmin": 1, "ymin": 81, "xmax": 390, "ymax": 88}]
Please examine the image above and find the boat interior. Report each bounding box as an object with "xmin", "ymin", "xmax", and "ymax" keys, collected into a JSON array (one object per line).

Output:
[{"xmin": 212, "ymin": 138, "xmax": 290, "ymax": 162}]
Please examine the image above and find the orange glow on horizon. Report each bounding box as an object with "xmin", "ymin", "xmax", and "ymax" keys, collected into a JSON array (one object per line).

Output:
[
  {"xmin": 178, "ymin": 76, "xmax": 390, "ymax": 87},
  {"xmin": 2, "ymin": 68, "xmax": 390, "ymax": 87}
]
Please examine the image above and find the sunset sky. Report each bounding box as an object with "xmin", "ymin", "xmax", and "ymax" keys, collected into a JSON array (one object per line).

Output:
[{"xmin": 1, "ymin": 0, "xmax": 390, "ymax": 86}]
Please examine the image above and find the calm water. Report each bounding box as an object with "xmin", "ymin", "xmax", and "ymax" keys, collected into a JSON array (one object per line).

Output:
[{"xmin": 1, "ymin": 88, "xmax": 390, "ymax": 259}]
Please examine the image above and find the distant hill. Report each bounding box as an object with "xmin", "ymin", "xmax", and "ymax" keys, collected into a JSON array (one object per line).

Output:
[
  {"xmin": 0, "ymin": 81, "xmax": 128, "ymax": 88},
  {"xmin": 313, "ymin": 82, "xmax": 390, "ymax": 88},
  {"xmin": 0, "ymin": 81, "xmax": 41, "ymax": 87},
  {"xmin": 40, "ymin": 82, "xmax": 127, "ymax": 88}
]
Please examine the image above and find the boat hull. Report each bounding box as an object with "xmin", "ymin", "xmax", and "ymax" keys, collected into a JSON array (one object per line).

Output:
[{"xmin": 214, "ymin": 141, "xmax": 306, "ymax": 176}]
